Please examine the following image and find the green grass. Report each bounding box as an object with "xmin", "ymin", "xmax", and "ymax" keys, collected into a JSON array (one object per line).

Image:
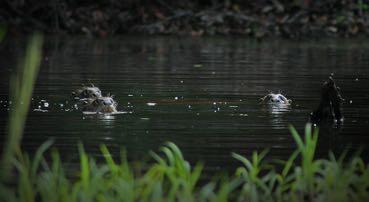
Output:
[
  {"xmin": 1, "ymin": 33, "xmax": 43, "ymax": 180},
  {"xmin": 1, "ymin": 125, "xmax": 369, "ymax": 202},
  {"xmin": 1, "ymin": 34, "xmax": 369, "ymax": 201}
]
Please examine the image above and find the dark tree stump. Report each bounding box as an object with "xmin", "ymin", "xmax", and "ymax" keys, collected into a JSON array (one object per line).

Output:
[{"xmin": 310, "ymin": 77, "xmax": 344, "ymax": 124}]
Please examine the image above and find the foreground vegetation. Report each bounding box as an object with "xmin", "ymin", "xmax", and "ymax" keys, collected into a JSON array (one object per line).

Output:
[
  {"xmin": 1, "ymin": 125, "xmax": 369, "ymax": 202},
  {"xmin": 1, "ymin": 35, "xmax": 369, "ymax": 202}
]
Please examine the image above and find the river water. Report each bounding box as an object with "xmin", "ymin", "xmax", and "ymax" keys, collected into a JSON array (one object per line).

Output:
[{"xmin": 1, "ymin": 37, "xmax": 369, "ymax": 172}]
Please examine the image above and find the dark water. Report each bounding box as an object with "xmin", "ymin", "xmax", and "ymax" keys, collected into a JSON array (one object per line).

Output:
[{"xmin": 1, "ymin": 37, "xmax": 369, "ymax": 172}]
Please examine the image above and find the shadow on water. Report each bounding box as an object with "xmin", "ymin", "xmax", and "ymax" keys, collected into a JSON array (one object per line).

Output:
[{"xmin": 1, "ymin": 36, "xmax": 369, "ymax": 172}]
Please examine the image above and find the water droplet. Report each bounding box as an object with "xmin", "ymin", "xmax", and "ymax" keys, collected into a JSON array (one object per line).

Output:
[
  {"xmin": 147, "ymin": 102, "xmax": 157, "ymax": 106},
  {"xmin": 349, "ymin": 100, "xmax": 353, "ymax": 104},
  {"xmin": 44, "ymin": 102, "xmax": 49, "ymax": 108},
  {"xmin": 174, "ymin": 97, "xmax": 178, "ymax": 100},
  {"xmin": 59, "ymin": 104, "xmax": 64, "ymax": 107},
  {"xmin": 128, "ymin": 94, "xmax": 133, "ymax": 97},
  {"xmin": 180, "ymin": 80, "xmax": 184, "ymax": 83},
  {"xmin": 213, "ymin": 102, "xmax": 216, "ymax": 105},
  {"xmin": 188, "ymin": 105, "xmax": 192, "ymax": 109},
  {"xmin": 196, "ymin": 113, "xmax": 200, "ymax": 116},
  {"xmin": 355, "ymin": 78, "xmax": 359, "ymax": 81}
]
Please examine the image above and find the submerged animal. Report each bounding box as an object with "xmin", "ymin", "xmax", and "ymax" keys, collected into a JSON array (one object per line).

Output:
[
  {"xmin": 72, "ymin": 84, "xmax": 102, "ymax": 100},
  {"xmin": 260, "ymin": 93, "xmax": 292, "ymax": 105},
  {"xmin": 310, "ymin": 77, "xmax": 343, "ymax": 124},
  {"xmin": 80, "ymin": 95, "xmax": 118, "ymax": 113}
]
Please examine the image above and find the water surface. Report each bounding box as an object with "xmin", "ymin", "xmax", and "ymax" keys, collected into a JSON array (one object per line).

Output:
[{"xmin": 1, "ymin": 37, "xmax": 369, "ymax": 172}]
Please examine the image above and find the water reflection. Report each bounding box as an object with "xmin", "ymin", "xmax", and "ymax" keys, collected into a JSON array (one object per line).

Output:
[{"xmin": 260, "ymin": 103, "xmax": 291, "ymax": 129}]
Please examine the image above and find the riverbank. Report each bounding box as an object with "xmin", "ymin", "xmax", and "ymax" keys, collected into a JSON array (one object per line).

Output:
[{"xmin": 1, "ymin": 0, "xmax": 369, "ymax": 39}]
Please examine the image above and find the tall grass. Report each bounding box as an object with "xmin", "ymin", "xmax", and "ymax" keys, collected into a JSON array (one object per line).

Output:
[
  {"xmin": 1, "ymin": 34, "xmax": 43, "ymax": 180},
  {"xmin": 1, "ymin": 125, "xmax": 368, "ymax": 201},
  {"xmin": 0, "ymin": 34, "xmax": 369, "ymax": 201}
]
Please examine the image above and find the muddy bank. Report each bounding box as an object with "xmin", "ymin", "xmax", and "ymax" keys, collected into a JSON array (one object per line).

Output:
[{"xmin": 1, "ymin": 0, "xmax": 369, "ymax": 38}]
